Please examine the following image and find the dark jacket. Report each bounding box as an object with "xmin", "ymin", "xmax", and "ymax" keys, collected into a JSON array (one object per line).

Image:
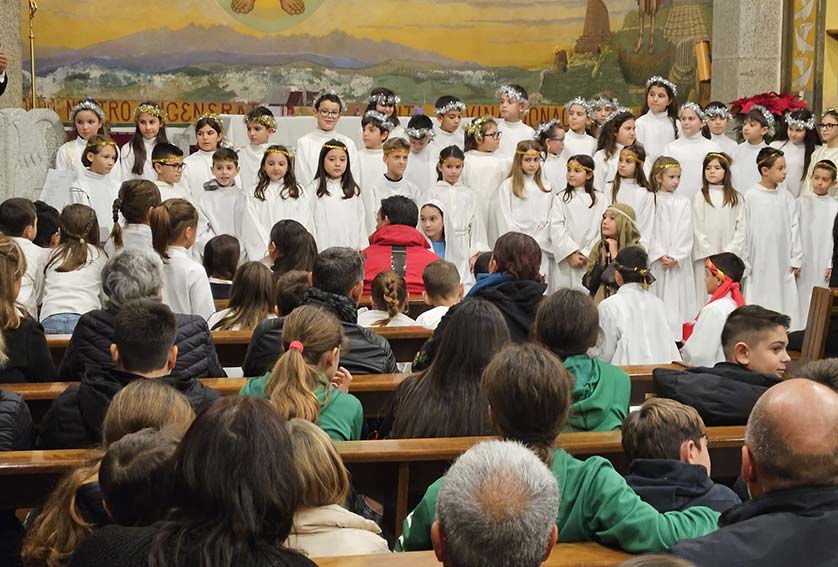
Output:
[
  {"xmin": 671, "ymin": 485, "xmax": 838, "ymax": 567},
  {"xmin": 68, "ymin": 524, "xmax": 317, "ymax": 567},
  {"xmin": 653, "ymin": 363, "xmax": 781, "ymax": 426},
  {"xmin": 626, "ymin": 459, "xmax": 741, "ymax": 514},
  {"xmin": 0, "ymin": 389, "xmax": 33, "ymax": 451},
  {"xmin": 0, "ymin": 317, "xmax": 57, "ymax": 383},
  {"xmin": 361, "ymin": 225, "xmax": 441, "ymax": 295},
  {"xmin": 38, "ymin": 367, "xmax": 220, "ymax": 449},
  {"xmin": 58, "ymin": 309, "xmax": 225, "ymax": 381},
  {"xmin": 242, "ymin": 288, "xmax": 398, "ymax": 377}
]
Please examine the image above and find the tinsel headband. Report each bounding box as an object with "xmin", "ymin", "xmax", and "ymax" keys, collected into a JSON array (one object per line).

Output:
[
  {"xmin": 133, "ymin": 103, "xmax": 166, "ymax": 123},
  {"xmin": 620, "ymin": 149, "xmax": 644, "ymax": 164},
  {"xmin": 151, "ymin": 157, "xmax": 183, "ymax": 164},
  {"xmin": 814, "ymin": 160, "xmax": 838, "ymax": 173},
  {"xmin": 363, "ymin": 110, "xmax": 394, "ymax": 131},
  {"xmin": 322, "ymin": 143, "xmax": 347, "ymax": 151},
  {"xmin": 71, "ymin": 98, "xmax": 106, "ymax": 122},
  {"xmin": 313, "ymin": 90, "xmax": 347, "ymax": 112},
  {"xmin": 535, "ymin": 119, "xmax": 562, "ymax": 138},
  {"xmin": 435, "ymin": 99, "xmax": 467, "ymax": 116},
  {"xmin": 195, "ymin": 113, "xmax": 223, "ymax": 134},
  {"xmin": 646, "ymin": 75, "xmax": 678, "ymax": 97},
  {"xmin": 406, "ymin": 127, "xmax": 435, "ymax": 140},
  {"xmin": 266, "ymin": 148, "xmax": 292, "ymax": 157},
  {"xmin": 496, "ymin": 85, "xmax": 528, "ymax": 105},
  {"xmin": 589, "ymin": 96, "xmax": 619, "ymax": 110},
  {"xmin": 785, "ymin": 112, "xmax": 815, "ymax": 130},
  {"xmin": 567, "ymin": 159, "xmax": 593, "ymax": 172},
  {"xmin": 245, "ymin": 114, "xmax": 278, "ymax": 130},
  {"xmin": 565, "ymin": 97, "xmax": 592, "ymax": 117},
  {"xmin": 464, "ymin": 115, "xmax": 494, "ymax": 139},
  {"xmin": 603, "ymin": 107, "xmax": 633, "ymax": 126},
  {"xmin": 706, "ymin": 152, "xmax": 730, "ymax": 164},
  {"xmin": 679, "ymin": 102, "xmax": 706, "ymax": 121},
  {"xmin": 85, "ymin": 139, "xmax": 116, "ymax": 148},
  {"xmin": 369, "ymin": 92, "xmax": 400, "ymax": 107},
  {"xmin": 749, "ymin": 105, "xmax": 776, "ymax": 137},
  {"xmin": 516, "ymin": 149, "xmax": 541, "ymax": 156},
  {"xmin": 704, "ymin": 105, "xmax": 732, "ymax": 120},
  {"xmin": 653, "ymin": 162, "xmax": 681, "ymax": 170}
]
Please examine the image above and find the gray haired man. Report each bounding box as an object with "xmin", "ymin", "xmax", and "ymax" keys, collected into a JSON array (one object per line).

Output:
[{"xmin": 431, "ymin": 440, "xmax": 559, "ymax": 567}]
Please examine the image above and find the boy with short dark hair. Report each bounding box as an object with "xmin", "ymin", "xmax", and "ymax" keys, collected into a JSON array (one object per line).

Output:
[
  {"xmin": 197, "ymin": 148, "xmax": 244, "ymax": 254},
  {"xmin": 496, "ymin": 84, "xmax": 535, "ymax": 157},
  {"xmin": 0, "ymin": 197, "xmax": 47, "ymax": 317},
  {"xmin": 151, "ymin": 143, "xmax": 190, "ymax": 202},
  {"xmin": 275, "ymin": 269, "xmax": 310, "ymax": 316},
  {"xmin": 404, "ymin": 115, "xmax": 437, "ymax": 194},
  {"xmin": 655, "ymin": 304, "xmax": 788, "ymax": 425},
  {"xmin": 363, "ymin": 137, "xmax": 421, "ymax": 234},
  {"xmin": 416, "ymin": 260, "xmax": 462, "ymax": 330},
  {"xmin": 358, "ymin": 110, "xmax": 392, "ymax": 191},
  {"xmin": 33, "ymin": 200, "xmax": 60, "ymax": 248},
  {"xmin": 431, "ymin": 95, "xmax": 466, "ymax": 152},
  {"xmin": 622, "ymin": 398, "xmax": 741, "ymax": 514}
]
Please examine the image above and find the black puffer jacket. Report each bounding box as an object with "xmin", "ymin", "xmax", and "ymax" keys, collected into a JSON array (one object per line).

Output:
[
  {"xmin": 58, "ymin": 309, "xmax": 225, "ymax": 381},
  {"xmin": 37, "ymin": 367, "xmax": 220, "ymax": 449},
  {"xmin": 0, "ymin": 389, "xmax": 33, "ymax": 451}
]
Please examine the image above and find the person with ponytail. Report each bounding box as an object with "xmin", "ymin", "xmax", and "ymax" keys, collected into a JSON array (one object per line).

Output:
[
  {"xmin": 357, "ymin": 270, "xmax": 416, "ymax": 327},
  {"xmin": 240, "ymin": 305, "xmax": 363, "ymax": 442},
  {"xmin": 104, "ymin": 180, "xmax": 161, "ymax": 256},
  {"xmin": 119, "ymin": 102, "xmax": 169, "ymax": 182},
  {"xmin": 40, "ymin": 204, "xmax": 108, "ymax": 335},
  {"xmin": 150, "ymin": 199, "xmax": 214, "ymax": 320}
]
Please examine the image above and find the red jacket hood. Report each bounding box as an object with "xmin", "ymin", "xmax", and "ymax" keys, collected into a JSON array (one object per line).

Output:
[{"xmin": 368, "ymin": 224, "xmax": 430, "ymax": 249}]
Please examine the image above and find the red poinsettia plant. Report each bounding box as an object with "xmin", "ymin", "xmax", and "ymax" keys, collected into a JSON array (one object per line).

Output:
[{"xmin": 728, "ymin": 92, "xmax": 808, "ymax": 117}]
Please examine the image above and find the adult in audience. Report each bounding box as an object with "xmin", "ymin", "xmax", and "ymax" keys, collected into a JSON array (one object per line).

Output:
[
  {"xmin": 414, "ymin": 232, "xmax": 547, "ymax": 369},
  {"xmin": 23, "ymin": 379, "xmax": 194, "ymax": 567},
  {"xmin": 242, "ymin": 247, "xmax": 397, "ymax": 376},
  {"xmin": 68, "ymin": 397, "xmax": 317, "ymax": 567},
  {"xmin": 275, "ymin": 270, "xmax": 310, "ymax": 316},
  {"xmin": 59, "ymin": 250, "xmax": 224, "ymax": 380},
  {"xmin": 399, "ymin": 344, "xmax": 720, "ymax": 553},
  {"xmin": 361, "ymin": 195, "xmax": 440, "ymax": 295},
  {"xmin": 794, "ymin": 358, "xmax": 838, "ymax": 391},
  {"xmin": 269, "ymin": 220, "xmax": 317, "ymax": 278},
  {"xmin": 431, "ymin": 440, "xmax": 559, "ymax": 567},
  {"xmin": 285, "ymin": 419, "xmax": 388, "ymax": 556},
  {"xmin": 39, "ymin": 299, "xmax": 218, "ymax": 449},
  {"xmin": 387, "ymin": 300, "xmax": 509, "ymax": 438},
  {"xmin": 671, "ymin": 379, "xmax": 838, "ymax": 566}
]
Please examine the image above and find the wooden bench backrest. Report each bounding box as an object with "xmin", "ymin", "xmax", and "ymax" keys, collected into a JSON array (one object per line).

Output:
[{"xmin": 800, "ymin": 287, "xmax": 836, "ymax": 363}]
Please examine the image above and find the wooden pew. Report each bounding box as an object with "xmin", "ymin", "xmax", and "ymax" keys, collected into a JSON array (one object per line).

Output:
[
  {"xmin": 360, "ymin": 296, "xmax": 434, "ymax": 320},
  {"xmin": 312, "ymin": 544, "xmax": 631, "ymax": 567},
  {"xmin": 798, "ymin": 287, "xmax": 837, "ymax": 363}
]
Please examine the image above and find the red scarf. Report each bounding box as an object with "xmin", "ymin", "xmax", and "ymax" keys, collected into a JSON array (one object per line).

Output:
[{"xmin": 683, "ymin": 259, "xmax": 745, "ymax": 341}]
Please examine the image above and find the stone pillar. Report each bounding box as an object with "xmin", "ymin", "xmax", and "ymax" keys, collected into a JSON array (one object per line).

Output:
[
  {"xmin": 0, "ymin": 0, "xmax": 22, "ymax": 109},
  {"xmin": 711, "ymin": 0, "xmax": 785, "ymax": 102}
]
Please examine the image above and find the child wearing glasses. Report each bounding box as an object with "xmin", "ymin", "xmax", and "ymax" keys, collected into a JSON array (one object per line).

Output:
[
  {"xmin": 295, "ymin": 91, "xmax": 359, "ymax": 188},
  {"xmin": 535, "ymin": 119, "xmax": 568, "ymax": 191},
  {"xmin": 151, "ymin": 143, "xmax": 191, "ymax": 203},
  {"xmin": 461, "ymin": 116, "xmax": 510, "ymax": 245},
  {"xmin": 801, "ymin": 108, "xmax": 838, "ymax": 197}
]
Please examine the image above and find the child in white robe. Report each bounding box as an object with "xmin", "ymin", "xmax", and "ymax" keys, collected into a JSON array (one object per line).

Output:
[
  {"xmin": 593, "ymin": 109, "xmax": 636, "ymax": 194},
  {"xmin": 296, "ymin": 92, "xmax": 359, "ymax": 189},
  {"xmin": 241, "ymin": 145, "xmax": 314, "ymax": 262},
  {"xmin": 607, "ymin": 143, "xmax": 655, "ymax": 250},
  {"xmin": 151, "ymin": 144, "xmax": 192, "ymax": 203},
  {"xmin": 661, "ymin": 103, "xmax": 721, "ymax": 200},
  {"xmin": 535, "ymin": 120, "xmax": 568, "ymax": 192},
  {"xmin": 597, "ymin": 245, "xmax": 682, "ymax": 365},
  {"xmin": 797, "ymin": 160, "xmax": 838, "ymax": 324},
  {"xmin": 105, "ymin": 179, "xmax": 160, "ymax": 257},
  {"xmin": 563, "ymin": 97, "xmax": 597, "ymax": 157},
  {"xmin": 238, "ymin": 107, "xmax": 276, "ymax": 193},
  {"xmin": 364, "ymin": 138, "xmax": 421, "ymax": 235},
  {"xmin": 461, "ymin": 116, "xmax": 510, "ymax": 245},
  {"xmin": 770, "ymin": 109, "xmax": 818, "ymax": 198},
  {"xmin": 743, "ymin": 147, "xmax": 803, "ymax": 330},
  {"xmin": 681, "ymin": 253, "xmax": 747, "ymax": 368},
  {"xmin": 647, "ymin": 157, "xmax": 696, "ymax": 342},
  {"xmin": 311, "ymin": 139, "xmax": 368, "ymax": 251},
  {"xmin": 151, "ymin": 198, "xmax": 215, "ymax": 320},
  {"xmin": 801, "ymin": 109, "xmax": 838, "ymax": 197},
  {"xmin": 357, "ymin": 110, "xmax": 392, "ymax": 191},
  {"xmin": 731, "ymin": 105, "xmax": 773, "ymax": 192},
  {"xmin": 1, "ymin": 198, "xmax": 48, "ymax": 319},
  {"xmin": 634, "ymin": 76, "xmax": 679, "ymax": 164},
  {"xmin": 120, "ymin": 102, "xmax": 167, "ymax": 182},
  {"xmin": 56, "ymin": 99, "xmax": 121, "ymax": 184},
  {"xmin": 424, "ymin": 146, "xmax": 489, "ymax": 286},
  {"xmin": 403, "ymin": 115, "xmax": 437, "ymax": 196},
  {"xmin": 702, "ymin": 102, "xmax": 738, "ymax": 156},
  {"xmin": 196, "ymin": 148, "xmax": 245, "ymax": 257},
  {"xmin": 430, "ymin": 96, "xmax": 466, "ymax": 153},
  {"xmin": 366, "ymin": 88, "xmax": 405, "ymax": 141},
  {"xmin": 182, "ymin": 114, "xmax": 227, "ymax": 202},
  {"xmin": 691, "ymin": 152, "xmax": 748, "ymax": 307},
  {"xmin": 495, "ymin": 140, "xmax": 553, "ymax": 280},
  {"xmin": 495, "ymin": 85, "xmax": 535, "ymax": 158},
  {"xmin": 587, "ymin": 92, "xmax": 619, "ymax": 139},
  {"xmin": 68, "ymin": 136, "xmax": 121, "ymax": 243},
  {"xmin": 548, "ymin": 154, "xmax": 605, "ymax": 292}
]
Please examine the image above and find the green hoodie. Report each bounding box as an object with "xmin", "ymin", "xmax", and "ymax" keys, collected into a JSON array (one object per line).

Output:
[
  {"xmin": 397, "ymin": 448, "xmax": 719, "ymax": 553},
  {"xmin": 240, "ymin": 372, "xmax": 363, "ymax": 442},
  {"xmin": 563, "ymin": 355, "xmax": 630, "ymax": 432}
]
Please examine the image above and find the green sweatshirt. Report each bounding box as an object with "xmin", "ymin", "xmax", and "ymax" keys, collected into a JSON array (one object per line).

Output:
[
  {"xmin": 240, "ymin": 372, "xmax": 363, "ymax": 442},
  {"xmin": 397, "ymin": 448, "xmax": 719, "ymax": 553},
  {"xmin": 563, "ymin": 355, "xmax": 630, "ymax": 432}
]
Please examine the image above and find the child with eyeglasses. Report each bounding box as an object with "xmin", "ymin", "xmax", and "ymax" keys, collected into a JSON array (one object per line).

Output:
[
  {"xmin": 295, "ymin": 91, "xmax": 360, "ymax": 188},
  {"xmin": 535, "ymin": 119, "xmax": 568, "ymax": 192},
  {"xmin": 800, "ymin": 108, "xmax": 838, "ymax": 197},
  {"xmin": 151, "ymin": 143, "xmax": 191, "ymax": 203},
  {"xmin": 461, "ymin": 116, "xmax": 510, "ymax": 245}
]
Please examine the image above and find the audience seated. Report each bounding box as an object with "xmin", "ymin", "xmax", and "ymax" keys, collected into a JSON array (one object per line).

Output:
[
  {"xmin": 0, "ymin": 339, "xmax": 33, "ymax": 449},
  {"xmin": 285, "ymin": 418, "xmax": 388, "ymax": 556},
  {"xmin": 361, "ymin": 195, "xmax": 440, "ymax": 295},
  {"xmin": 33, "ymin": 201, "xmax": 61, "ymax": 249},
  {"xmin": 670, "ymin": 379, "xmax": 838, "ymax": 566},
  {"xmin": 0, "ymin": 198, "xmax": 48, "ymax": 320},
  {"xmin": 794, "ymin": 358, "xmax": 838, "ymax": 391},
  {"xmin": 534, "ymin": 289, "xmax": 629, "ymax": 432},
  {"xmin": 202, "ymin": 234, "xmax": 239, "ymax": 301},
  {"xmin": 357, "ymin": 271, "xmax": 416, "ymax": 327},
  {"xmin": 59, "ymin": 250, "xmax": 224, "ymax": 381},
  {"xmin": 268, "ymin": 219, "xmax": 318, "ymax": 278},
  {"xmin": 415, "ymin": 260, "xmax": 462, "ymax": 330},
  {"xmin": 274, "ymin": 270, "xmax": 310, "ymax": 316},
  {"xmin": 67, "ymin": 397, "xmax": 317, "ymax": 567},
  {"xmin": 431, "ymin": 440, "xmax": 559, "ymax": 567},
  {"xmin": 622, "ymin": 398, "xmax": 740, "ymax": 513},
  {"xmin": 39, "ymin": 298, "xmax": 218, "ymax": 449},
  {"xmin": 654, "ymin": 305, "xmax": 787, "ymax": 425},
  {"xmin": 387, "ymin": 299, "xmax": 508, "ymax": 438},
  {"xmin": 242, "ymin": 247, "xmax": 397, "ymax": 377},
  {"xmin": 207, "ymin": 261, "xmax": 277, "ymax": 331},
  {"xmin": 241, "ymin": 305, "xmax": 363, "ymax": 441},
  {"xmin": 619, "ymin": 556, "xmax": 697, "ymax": 567},
  {"xmin": 399, "ymin": 344, "xmax": 720, "ymax": 553}
]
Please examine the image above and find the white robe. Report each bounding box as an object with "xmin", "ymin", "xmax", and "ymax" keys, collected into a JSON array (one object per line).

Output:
[
  {"xmin": 295, "ymin": 129, "xmax": 360, "ymax": 190},
  {"xmin": 635, "ymin": 110, "xmax": 677, "ymax": 163},
  {"xmin": 404, "ymin": 147, "xmax": 436, "ymax": 198},
  {"xmin": 461, "ymin": 150, "xmax": 511, "ymax": 245},
  {"xmin": 237, "ymin": 143, "xmax": 270, "ymax": 194},
  {"xmin": 797, "ymin": 193, "xmax": 838, "ymax": 325},
  {"xmin": 800, "ymin": 145, "xmax": 838, "ymax": 197},
  {"xmin": 104, "ymin": 223, "xmax": 153, "ymax": 257},
  {"xmin": 357, "ymin": 310, "xmax": 417, "ymax": 328},
  {"xmin": 154, "ymin": 180, "xmax": 192, "ymax": 203},
  {"xmin": 11, "ymin": 237, "xmax": 48, "ymax": 319},
  {"xmin": 312, "ymin": 178, "xmax": 368, "ymax": 251},
  {"xmin": 161, "ymin": 245, "xmax": 215, "ymax": 320},
  {"xmin": 731, "ymin": 141, "xmax": 767, "ymax": 192},
  {"xmin": 593, "ymin": 144, "xmax": 623, "ymax": 194},
  {"xmin": 564, "ymin": 130, "xmax": 597, "ymax": 158},
  {"xmin": 607, "ymin": 178, "xmax": 655, "ymax": 250},
  {"xmin": 742, "ymin": 184, "xmax": 803, "ymax": 330},
  {"xmin": 363, "ymin": 175, "xmax": 423, "ymax": 235},
  {"xmin": 182, "ymin": 150, "xmax": 217, "ymax": 203},
  {"xmin": 119, "ymin": 138, "xmax": 157, "ymax": 182},
  {"xmin": 542, "ymin": 152, "xmax": 568, "ymax": 193},
  {"xmin": 711, "ymin": 133, "xmax": 738, "ymax": 157},
  {"xmin": 425, "ymin": 181, "xmax": 489, "ymax": 285},
  {"xmin": 497, "ymin": 119, "xmax": 535, "ymax": 158},
  {"xmin": 681, "ymin": 296, "xmax": 737, "ymax": 368},
  {"xmin": 648, "ymin": 191, "xmax": 696, "ymax": 342},
  {"xmin": 55, "ymin": 137, "xmax": 122, "ymax": 183},
  {"xmin": 661, "ymin": 133, "xmax": 721, "ymax": 201},
  {"xmin": 240, "ymin": 181, "xmax": 315, "ymax": 262},
  {"xmin": 196, "ymin": 184, "xmax": 246, "ymax": 255},
  {"xmin": 596, "ymin": 282, "xmax": 682, "ymax": 365},
  {"xmin": 770, "ymin": 140, "xmax": 806, "ymax": 198},
  {"xmin": 548, "ymin": 186, "xmax": 606, "ymax": 292},
  {"xmin": 357, "ymin": 147, "xmax": 386, "ymax": 194},
  {"xmin": 68, "ymin": 169, "xmax": 121, "ymax": 243},
  {"xmin": 430, "ymin": 127, "xmax": 464, "ymax": 153},
  {"xmin": 495, "ymin": 175, "xmax": 553, "ymax": 279}
]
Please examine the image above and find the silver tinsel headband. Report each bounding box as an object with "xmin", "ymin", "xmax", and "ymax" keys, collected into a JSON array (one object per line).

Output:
[
  {"xmin": 565, "ymin": 97, "xmax": 592, "ymax": 117},
  {"xmin": 406, "ymin": 127, "xmax": 435, "ymax": 140},
  {"xmin": 313, "ymin": 90, "xmax": 347, "ymax": 112},
  {"xmin": 535, "ymin": 119, "xmax": 562, "ymax": 138},
  {"xmin": 363, "ymin": 110, "xmax": 394, "ymax": 131},
  {"xmin": 679, "ymin": 102, "xmax": 706, "ymax": 121},
  {"xmin": 589, "ymin": 97, "xmax": 619, "ymax": 110},
  {"xmin": 71, "ymin": 98, "xmax": 106, "ymax": 123},
  {"xmin": 496, "ymin": 85, "xmax": 528, "ymax": 105},
  {"xmin": 602, "ymin": 107, "xmax": 634, "ymax": 126},
  {"xmin": 435, "ymin": 100, "xmax": 467, "ymax": 116},
  {"xmin": 646, "ymin": 75, "xmax": 678, "ymax": 97},
  {"xmin": 369, "ymin": 93, "xmax": 400, "ymax": 107},
  {"xmin": 785, "ymin": 112, "xmax": 815, "ymax": 130},
  {"xmin": 749, "ymin": 104, "xmax": 776, "ymax": 137},
  {"xmin": 704, "ymin": 105, "xmax": 732, "ymax": 120}
]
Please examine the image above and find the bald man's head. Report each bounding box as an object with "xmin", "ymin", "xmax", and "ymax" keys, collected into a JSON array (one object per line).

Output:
[{"xmin": 745, "ymin": 379, "xmax": 838, "ymax": 492}]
